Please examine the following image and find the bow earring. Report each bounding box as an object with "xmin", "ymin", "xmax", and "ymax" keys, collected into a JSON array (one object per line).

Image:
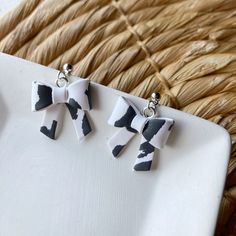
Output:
[
  {"xmin": 32, "ymin": 64, "xmax": 92, "ymax": 141},
  {"xmin": 107, "ymin": 93, "xmax": 174, "ymax": 171}
]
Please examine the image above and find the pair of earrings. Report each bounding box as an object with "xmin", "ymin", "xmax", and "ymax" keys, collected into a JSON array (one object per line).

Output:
[{"xmin": 32, "ymin": 64, "xmax": 175, "ymax": 171}]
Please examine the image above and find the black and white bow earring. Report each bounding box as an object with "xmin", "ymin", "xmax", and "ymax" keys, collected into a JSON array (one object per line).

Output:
[
  {"xmin": 107, "ymin": 93, "xmax": 174, "ymax": 171},
  {"xmin": 32, "ymin": 64, "xmax": 92, "ymax": 141}
]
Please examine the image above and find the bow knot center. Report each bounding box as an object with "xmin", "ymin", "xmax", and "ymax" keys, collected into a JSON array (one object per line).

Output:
[
  {"xmin": 131, "ymin": 114, "xmax": 148, "ymax": 133},
  {"xmin": 52, "ymin": 86, "xmax": 68, "ymax": 104}
]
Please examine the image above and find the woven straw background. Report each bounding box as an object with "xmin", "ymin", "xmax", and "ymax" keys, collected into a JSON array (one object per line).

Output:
[{"xmin": 0, "ymin": 0, "xmax": 236, "ymax": 234}]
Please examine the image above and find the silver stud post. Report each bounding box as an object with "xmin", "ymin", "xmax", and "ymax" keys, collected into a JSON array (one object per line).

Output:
[{"xmin": 62, "ymin": 63, "xmax": 73, "ymax": 77}]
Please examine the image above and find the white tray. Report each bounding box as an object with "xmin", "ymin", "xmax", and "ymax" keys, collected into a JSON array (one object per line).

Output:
[{"xmin": 0, "ymin": 53, "xmax": 231, "ymax": 236}]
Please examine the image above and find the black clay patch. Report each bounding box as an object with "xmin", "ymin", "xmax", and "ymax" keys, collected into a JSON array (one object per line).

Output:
[
  {"xmin": 142, "ymin": 119, "xmax": 166, "ymax": 141},
  {"xmin": 35, "ymin": 85, "xmax": 53, "ymax": 110},
  {"xmin": 66, "ymin": 98, "xmax": 82, "ymax": 120},
  {"xmin": 137, "ymin": 141, "xmax": 155, "ymax": 159},
  {"xmin": 112, "ymin": 145, "xmax": 125, "ymax": 157},
  {"xmin": 82, "ymin": 113, "xmax": 92, "ymax": 136},
  {"xmin": 40, "ymin": 120, "xmax": 57, "ymax": 139},
  {"xmin": 85, "ymin": 84, "xmax": 92, "ymax": 109},
  {"xmin": 114, "ymin": 106, "xmax": 137, "ymax": 133},
  {"xmin": 134, "ymin": 161, "xmax": 152, "ymax": 171},
  {"xmin": 168, "ymin": 121, "xmax": 174, "ymax": 131}
]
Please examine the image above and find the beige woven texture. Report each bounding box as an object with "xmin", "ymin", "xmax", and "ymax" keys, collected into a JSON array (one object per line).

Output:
[{"xmin": 0, "ymin": 0, "xmax": 236, "ymax": 234}]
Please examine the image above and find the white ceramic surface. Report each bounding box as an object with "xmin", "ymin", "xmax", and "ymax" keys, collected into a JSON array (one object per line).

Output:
[
  {"xmin": 0, "ymin": 53, "xmax": 231, "ymax": 236},
  {"xmin": 0, "ymin": 0, "xmax": 18, "ymax": 16}
]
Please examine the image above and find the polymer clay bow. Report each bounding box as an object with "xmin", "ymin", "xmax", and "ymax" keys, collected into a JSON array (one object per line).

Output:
[
  {"xmin": 32, "ymin": 79, "xmax": 92, "ymax": 140},
  {"xmin": 108, "ymin": 96, "xmax": 174, "ymax": 171}
]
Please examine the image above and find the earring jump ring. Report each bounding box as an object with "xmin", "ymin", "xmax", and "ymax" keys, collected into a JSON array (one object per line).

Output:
[
  {"xmin": 143, "ymin": 107, "xmax": 155, "ymax": 118},
  {"xmin": 56, "ymin": 71, "xmax": 69, "ymax": 87},
  {"xmin": 56, "ymin": 63, "xmax": 73, "ymax": 87}
]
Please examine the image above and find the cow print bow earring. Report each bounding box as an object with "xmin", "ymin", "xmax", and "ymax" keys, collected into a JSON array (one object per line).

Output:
[
  {"xmin": 32, "ymin": 64, "xmax": 92, "ymax": 141},
  {"xmin": 107, "ymin": 93, "xmax": 174, "ymax": 171}
]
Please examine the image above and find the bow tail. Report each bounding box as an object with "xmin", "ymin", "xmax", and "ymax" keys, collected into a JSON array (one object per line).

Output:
[
  {"xmin": 108, "ymin": 128, "xmax": 136, "ymax": 158},
  {"xmin": 133, "ymin": 136, "xmax": 155, "ymax": 171},
  {"xmin": 40, "ymin": 104, "xmax": 63, "ymax": 140},
  {"xmin": 70, "ymin": 110, "xmax": 92, "ymax": 141}
]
